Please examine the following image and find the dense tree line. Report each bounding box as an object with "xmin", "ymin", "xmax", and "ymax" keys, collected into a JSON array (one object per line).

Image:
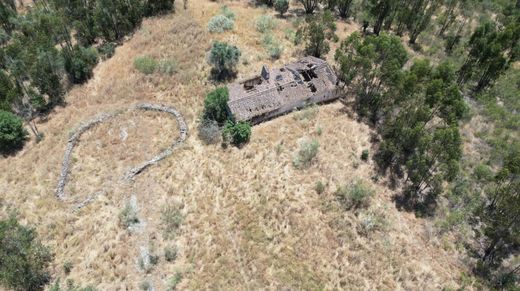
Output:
[{"xmin": 0, "ymin": 0, "xmax": 175, "ymax": 153}]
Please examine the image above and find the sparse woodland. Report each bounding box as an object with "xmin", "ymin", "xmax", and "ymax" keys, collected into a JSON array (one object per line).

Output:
[{"xmin": 0, "ymin": 0, "xmax": 519, "ymax": 290}]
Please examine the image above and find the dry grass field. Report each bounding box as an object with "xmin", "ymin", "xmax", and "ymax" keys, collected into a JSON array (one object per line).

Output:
[{"xmin": 0, "ymin": 1, "xmax": 476, "ymax": 290}]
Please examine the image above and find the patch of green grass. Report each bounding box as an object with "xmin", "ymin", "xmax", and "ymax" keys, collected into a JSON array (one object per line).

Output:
[
  {"xmin": 293, "ymin": 139, "xmax": 319, "ymax": 169},
  {"xmin": 335, "ymin": 180, "xmax": 374, "ymax": 210},
  {"xmin": 133, "ymin": 56, "xmax": 157, "ymax": 74}
]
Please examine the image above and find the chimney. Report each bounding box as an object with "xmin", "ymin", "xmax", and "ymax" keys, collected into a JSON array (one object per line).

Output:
[{"xmin": 261, "ymin": 65, "xmax": 269, "ymax": 80}]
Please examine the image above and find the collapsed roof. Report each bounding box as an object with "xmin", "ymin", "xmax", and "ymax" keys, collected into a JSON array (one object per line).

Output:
[{"xmin": 227, "ymin": 56, "xmax": 340, "ymax": 123}]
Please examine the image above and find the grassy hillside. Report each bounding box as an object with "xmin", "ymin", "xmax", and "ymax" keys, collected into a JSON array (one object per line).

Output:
[{"xmin": 1, "ymin": 0, "xmax": 515, "ymax": 290}]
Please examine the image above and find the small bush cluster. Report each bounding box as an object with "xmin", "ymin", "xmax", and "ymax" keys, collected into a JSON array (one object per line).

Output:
[
  {"xmin": 255, "ymin": 15, "xmax": 277, "ymax": 33},
  {"xmin": 315, "ymin": 181, "xmax": 326, "ymax": 194},
  {"xmin": 358, "ymin": 209, "xmax": 387, "ymax": 235},
  {"xmin": 161, "ymin": 204, "xmax": 183, "ymax": 239},
  {"xmin": 223, "ymin": 121, "xmax": 252, "ymax": 146},
  {"xmin": 262, "ymin": 34, "xmax": 283, "ymax": 59},
  {"xmin": 198, "ymin": 118, "xmax": 221, "ymax": 145},
  {"xmin": 335, "ymin": 180, "xmax": 374, "ymax": 210},
  {"xmin": 361, "ymin": 149, "xmax": 369, "ymax": 161},
  {"xmin": 293, "ymin": 139, "xmax": 319, "ymax": 169},
  {"xmin": 166, "ymin": 272, "xmax": 183, "ymax": 291},
  {"xmin": 164, "ymin": 246, "xmax": 178, "ymax": 262},
  {"xmin": 133, "ymin": 55, "xmax": 157, "ymax": 75},
  {"xmin": 207, "ymin": 5, "xmax": 235, "ymax": 33},
  {"xmin": 64, "ymin": 45, "xmax": 99, "ymax": 84},
  {"xmin": 158, "ymin": 58, "xmax": 178, "ymax": 75},
  {"xmin": 119, "ymin": 203, "xmax": 139, "ymax": 228},
  {"xmin": 208, "ymin": 15, "xmax": 235, "ymax": 33},
  {"xmin": 0, "ymin": 110, "xmax": 28, "ymax": 155}
]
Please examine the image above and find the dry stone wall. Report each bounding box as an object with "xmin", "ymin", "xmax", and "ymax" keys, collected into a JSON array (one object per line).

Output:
[{"xmin": 55, "ymin": 103, "xmax": 188, "ymax": 206}]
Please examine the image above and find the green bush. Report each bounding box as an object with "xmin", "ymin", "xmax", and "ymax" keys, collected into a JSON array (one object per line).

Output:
[
  {"xmin": 166, "ymin": 272, "xmax": 183, "ymax": 291},
  {"xmin": 133, "ymin": 55, "xmax": 157, "ymax": 75},
  {"xmin": 220, "ymin": 6, "xmax": 235, "ymax": 20},
  {"xmin": 315, "ymin": 181, "xmax": 325, "ymax": 194},
  {"xmin": 473, "ymin": 163, "xmax": 494, "ymax": 183},
  {"xmin": 63, "ymin": 261, "xmax": 73, "ymax": 275},
  {"xmin": 207, "ymin": 15, "xmax": 235, "ymax": 33},
  {"xmin": 0, "ymin": 110, "xmax": 27, "ymax": 155},
  {"xmin": 208, "ymin": 41, "xmax": 241, "ymax": 80},
  {"xmin": 223, "ymin": 121, "xmax": 252, "ymax": 146},
  {"xmin": 139, "ymin": 280, "xmax": 151, "ymax": 291},
  {"xmin": 361, "ymin": 149, "xmax": 369, "ymax": 161},
  {"xmin": 262, "ymin": 34, "xmax": 283, "ymax": 59},
  {"xmin": 293, "ymin": 139, "xmax": 319, "ymax": 169},
  {"xmin": 274, "ymin": 0, "xmax": 289, "ymax": 16},
  {"xmin": 158, "ymin": 58, "xmax": 178, "ymax": 75},
  {"xmin": 164, "ymin": 246, "xmax": 177, "ymax": 262},
  {"xmin": 255, "ymin": 15, "xmax": 277, "ymax": 33},
  {"xmin": 0, "ymin": 216, "xmax": 53, "ymax": 290},
  {"xmin": 161, "ymin": 204, "xmax": 183, "ymax": 239},
  {"xmin": 336, "ymin": 180, "xmax": 374, "ymax": 210},
  {"xmin": 98, "ymin": 42, "xmax": 116, "ymax": 60},
  {"xmin": 203, "ymin": 87, "xmax": 229, "ymax": 124},
  {"xmin": 119, "ymin": 203, "xmax": 139, "ymax": 228},
  {"xmin": 64, "ymin": 45, "xmax": 99, "ymax": 84}
]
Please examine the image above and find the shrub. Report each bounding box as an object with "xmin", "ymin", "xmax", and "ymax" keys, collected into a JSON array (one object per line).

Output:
[
  {"xmin": 208, "ymin": 41, "xmax": 241, "ymax": 80},
  {"xmin": 198, "ymin": 118, "xmax": 221, "ymax": 144},
  {"xmin": 161, "ymin": 204, "xmax": 183, "ymax": 239},
  {"xmin": 0, "ymin": 110, "xmax": 27, "ymax": 155},
  {"xmin": 220, "ymin": 6, "xmax": 235, "ymax": 20},
  {"xmin": 473, "ymin": 163, "xmax": 494, "ymax": 183},
  {"xmin": 274, "ymin": 0, "xmax": 289, "ymax": 16},
  {"xmin": 64, "ymin": 45, "xmax": 99, "ymax": 84},
  {"xmin": 203, "ymin": 87, "xmax": 229, "ymax": 124},
  {"xmin": 0, "ymin": 216, "xmax": 53, "ymax": 290},
  {"xmin": 315, "ymin": 181, "xmax": 325, "ymax": 194},
  {"xmin": 293, "ymin": 139, "xmax": 319, "ymax": 169},
  {"xmin": 358, "ymin": 209, "xmax": 387, "ymax": 235},
  {"xmin": 336, "ymin": 180, "xmax": 374, "ymax": 210},
  {"xmin": 166, "ymin": 272, "xmax": 183, "ymax": 291},
  {"xmin": 139, "ymin": 280, "xmax": 151, "ymax": 291},
  {"xmin": 262, "ymin": 34, "xmax": 283, "ymax": 59},
  {"xmin": 164, "ymin": 246, "xmax": 177, "ymax": 262},
  {"xmin": 361, "ymin": 149, "xmax": 369, "ymax": 161},
  {"xmin": 133, "ymin": 55, "xmax": 157, "ymax": 75},
  {"xmin": 63, "ymin": 261, "xmax": 73, "ymax": 275},
  {"xmin": 98, "ymin": 42, "xmax": 116, "ymax": 60},
  {"xmin": 223, "ymin": 121, "xmax": 252, "ymax": 146},
  {"xmin": 255, "ymin": 15, "xmax": 277, "ymax": 33},
  {"xmin": 207, "ymin": 15, "xmax": 234, "ymax": 33},
  {"xmin": 158, "ymin": 58, "xmax": 178, "ymax": 75},
  {"xmin": 119, "ymin": 203, "xmax": 139, "ymax": 228}
]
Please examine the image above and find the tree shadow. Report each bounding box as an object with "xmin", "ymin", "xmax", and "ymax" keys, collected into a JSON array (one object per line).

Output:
[{"xmin": 209, "ymin": 68, "xmax": 237, "ymax": 83}]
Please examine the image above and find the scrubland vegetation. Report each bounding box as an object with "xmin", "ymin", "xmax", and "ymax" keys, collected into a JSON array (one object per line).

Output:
[{"xmin": 0, "ymin": 0, "xmax": 519, "ymax": 289}]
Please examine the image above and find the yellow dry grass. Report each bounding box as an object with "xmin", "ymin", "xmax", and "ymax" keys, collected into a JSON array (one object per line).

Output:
[{"xmin": 0, "ymin": 1, "xmax": 473, "ymax": 290}]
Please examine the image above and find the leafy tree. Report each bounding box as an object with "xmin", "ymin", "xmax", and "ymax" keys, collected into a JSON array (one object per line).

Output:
[
  {"xmin": 64, "ymin": 45, "xmax": 98, "ymax": 84},
  {"xmin": 94, "ymin": 0, "xmax": 144, "ymax": 42},
  {"xmin": 222, "ymin": 120, "xmax": 251, "ymax": 146},
  {"xmin": 208, "ymin": 41, "xmax": 241, "ymax": 80},
  {"xmin": 0, "ymin": 0, "xmax": 16, "ymax": 35},
  {"xmin": 437, "ymin": 0, "xmax": 468, "ymax": 36},
  {"xmin": 274, "ymin": 0, "xmax": 289, "ymax": 16},
  {"xmin": 0, "ymin": 110, "xmax": 27, "ymax": 154},
  {"xmin": 203, "ymin": 87, "xmax": 229, "ymax": 124},
  {"xmin": 298, "ymin": 0, "xmax": 319, "ymax": 14},
  {"xmin": 334, "ymin": 32, "xmax": 407, "ymax": 123},
  {"xmin": 0, "ymin": 70, "xmax": 18, "ymax": 112},
  {"xmin": 297, "ymin": 10, "xmax": 337, "ymax": 58},
  {"xmin": 144, "ymin": 0, "xmax": 175, "ymax": 16},
  {"xmin": 337, "ymin": 0, "xmax": 353, "ymax": 18},
  {"xmin": 366, "ymin": 0, "xmax": 396, "ymax": 35},
  {"xmin": 458, "ymin": 18, "xmax": 520, "ymax": 91},
  {"xmin": 402, "ymin": 0, "xmax": 441, "ymax": 44},
  {"xmin": 477, "ymin": 145, "xmax": 520, "ymax": 276},
  {"xmin": 375, "ymin": 60, "xmax": 467, "ymax": 212},
  {"xmin": 30, "ymin": 48, "xmax": 64, "ymax": 106},
  {"xmin": 0, "ymin": 215, "xmax": 52, "ymax": 290}
]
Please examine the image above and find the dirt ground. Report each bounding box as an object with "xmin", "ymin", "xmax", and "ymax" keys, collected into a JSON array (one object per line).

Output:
[{"xmin": 0, "ymin": 1, "xmax": 473, "ymax": 290}]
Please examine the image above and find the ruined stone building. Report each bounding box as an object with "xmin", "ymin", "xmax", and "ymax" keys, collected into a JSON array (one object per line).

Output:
[{"xmin": 227, "ymin": 56, "xmax": 340, "ymax": 124}]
